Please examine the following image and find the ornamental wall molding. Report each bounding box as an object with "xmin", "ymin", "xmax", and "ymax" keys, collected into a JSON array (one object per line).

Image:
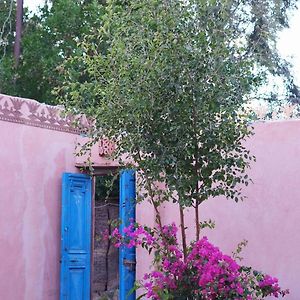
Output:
[
  {"xmin": 1, "ymin": 94, "xmax": 299, "ymax": 135},
  {"xmin": 0, "ymin": 94, "xmax": 90, "ymax": 134},
  {"xmin": 98, "ymin": 138, "xmax": 115, "ymax": 157}
]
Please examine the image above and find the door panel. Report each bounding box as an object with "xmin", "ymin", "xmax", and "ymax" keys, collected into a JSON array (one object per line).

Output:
[
  {"xmin": 69, "ymin": 268, "xmax": 86, "ymax": 300},
  {"xmin": 60, "ymin": 173, "xmax": 92, "ymax": 300},
  {"xmin": 119, "ymin": 170, "xmax": 136, "ymax": 300}
]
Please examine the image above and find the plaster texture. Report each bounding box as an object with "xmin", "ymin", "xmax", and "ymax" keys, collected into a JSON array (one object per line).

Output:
[
  {"xmin": 0, "ymin": 119, "xmax": 78, "ymax": 300},
  {"xmin": 1, "ymin": 93, "xmax": 300, "ymax": 299},
  {"xmin": 136, "ymin": 120, "xmax": 300, "ymax": 300},
  {"xmin": 0, "ymin": 94, "xmax": 116, "ymax": 300}
]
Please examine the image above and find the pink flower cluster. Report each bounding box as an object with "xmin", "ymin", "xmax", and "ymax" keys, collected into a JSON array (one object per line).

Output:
[
  {"xmin": 186, "ymin": 237, "xmax": 243, "ymax": 298},
  {"xmin": 258, "ymin": 275, "xmax": 289, "ymax": 298},
  {"xmin": 110, "ymin": 222, "xmax": 289, "ymax": 299},
  {"xmin": 111, "ymin": 222, "xmax": 155, "ymax": 248},
  {"xmin": 141, "ymin": 236, "xmax": 289, "ymax": 299},
  {"xmin": 162, "ymin": 222, "xmax": 178, "ymax": 237}
]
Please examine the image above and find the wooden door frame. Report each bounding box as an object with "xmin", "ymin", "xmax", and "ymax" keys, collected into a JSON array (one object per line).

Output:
[{"xmin": 87, "ymin": 167, "xmax": 119, "ymax": 299}]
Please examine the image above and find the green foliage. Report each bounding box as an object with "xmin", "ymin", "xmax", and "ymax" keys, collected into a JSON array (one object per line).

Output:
[
  {"xmin": 199, "ymin": 219, "xmax": 216, "ymax": 231},
  {"xmin": 0, "ymin": 0, "xmax": 17, "ymax": 93},
  {"xmin": 0, "ymin": 0, "xmax": 106, "ymax": 104},
  {"xmin": 0, "ymin": 0, "xmax": 16, "ymax": 59},
  {"xmin": 56, "ymin": 0, "xmax": 298, "ymax": 210},
  {"xmin": 95, "ymin": 174, "xmax": 119, "ymax": 201},
  {"xmin": 232, "ymin": 239, "xmax": 248, "ymax": 262},
  {"xmin": 0, "ymin": 0, "xmax": 298, "ymax": 104}
]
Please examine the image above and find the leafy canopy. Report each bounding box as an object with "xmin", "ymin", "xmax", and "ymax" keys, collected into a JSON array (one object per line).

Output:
[
  {"xmin": 0, "ymin": 0, "xmax": 105, "ymax": 104},
  {"xmin": 57, "ymin": 0, "xmax": 297, "ymax": 211},
  {"xmin": 1, "ymin": 0, "xmax": 298, "ymax": 104}
]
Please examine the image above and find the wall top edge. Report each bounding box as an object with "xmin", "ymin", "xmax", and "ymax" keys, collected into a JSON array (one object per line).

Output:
[{"xmin": 0, "ymin": 93, "xmax": 90, "ymax": 134}]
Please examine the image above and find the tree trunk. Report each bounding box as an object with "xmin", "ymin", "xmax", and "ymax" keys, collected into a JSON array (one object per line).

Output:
[
  {"xmin": 179, "ymin": 205, "xmax": 187, "ymax": 260},
  {"xmin": 14, "ymin": 0, "xmax": 23, "ymax": 67}
]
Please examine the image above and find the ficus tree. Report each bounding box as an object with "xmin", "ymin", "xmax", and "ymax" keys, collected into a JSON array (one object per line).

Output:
[{"xmin": 56, "ymin": 0, "xmax": 298, "ymax": 250}]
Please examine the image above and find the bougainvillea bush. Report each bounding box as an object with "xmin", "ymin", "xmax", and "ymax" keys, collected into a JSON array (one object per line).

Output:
[{"xmin": 111, "ymin": 222, "xmax": 289, "ymax": 300}]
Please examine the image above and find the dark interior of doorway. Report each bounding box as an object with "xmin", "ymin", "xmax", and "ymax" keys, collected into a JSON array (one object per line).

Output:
[{"xmin": 92, "ymin": 174, "xmax": 119, "ymax": 300}]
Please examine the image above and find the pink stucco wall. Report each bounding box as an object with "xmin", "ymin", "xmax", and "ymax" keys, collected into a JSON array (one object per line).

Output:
[
  {"xmin": 0, "ymin": 94, "xmax": 82, "ymax": 300},
  {"xmin": 0, "ymin": 119, "xmax": 78, "ymax": 299},
  {"xmin": 199, "ymin": 120, "xmax": 300, "ymax": 299},
  {"xmin": 1, "ymin": 93, "xmax": 300, "ymax": 299},
  {"xmin": 0, "ymin": 94, "xmax": 119, "ymax": 300},
  {"xmin": 137, "ymin": 120, "xmax": 300, "ymax": 299}
]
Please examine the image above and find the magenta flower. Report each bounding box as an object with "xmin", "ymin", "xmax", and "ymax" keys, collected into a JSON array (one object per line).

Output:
[{"xmin": 108, "ymin": 222, "xmax": 289, "ymax": 299}]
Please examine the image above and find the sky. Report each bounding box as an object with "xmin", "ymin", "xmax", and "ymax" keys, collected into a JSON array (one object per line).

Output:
[
  {"xmin": 24, "ymin": 0, "xmax": 300, "ymax": 85},
  {"xmin": 24, "ymin": 0, "xmax": 45, "ymax": 12},
  {"xmin": 277, "ymin": 10, "xmax": 300, "ymax": 86}
]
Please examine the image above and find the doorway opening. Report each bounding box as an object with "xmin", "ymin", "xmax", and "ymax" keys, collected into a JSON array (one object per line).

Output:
[{"xmin": 92, "ymin": 174, "xmax": 119, "ymax": 300}]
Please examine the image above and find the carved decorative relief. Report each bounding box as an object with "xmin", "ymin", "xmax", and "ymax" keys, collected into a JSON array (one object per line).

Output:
[
  {"xmin": 0, "ymin": 94, "xmax": 90, "ymax": 134},
  {"xmin": 98, "ymin": 139, "xmax": 115, "ymax": 157},
  {"xmin": 2, "ymin": 94, "xmax": 299, "ymax": 138}
]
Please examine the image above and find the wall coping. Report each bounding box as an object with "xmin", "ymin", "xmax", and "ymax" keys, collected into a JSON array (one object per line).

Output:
[
  {"xmin": 2, "ymin": 93, "xmax": 300, "ymax": 134},
  {"xmin": 0, "ymin": 94, "xmax": 90, "ymax": 134}
]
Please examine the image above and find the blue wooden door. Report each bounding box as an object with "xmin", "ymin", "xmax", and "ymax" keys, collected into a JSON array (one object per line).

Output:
[
  {"xmin": 60, "ymin": 173, "xmax": 92, "ymax": 300},
  {"xmin": 119, "ymin": 170, "xmax": 136, "ymax": 300}
]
